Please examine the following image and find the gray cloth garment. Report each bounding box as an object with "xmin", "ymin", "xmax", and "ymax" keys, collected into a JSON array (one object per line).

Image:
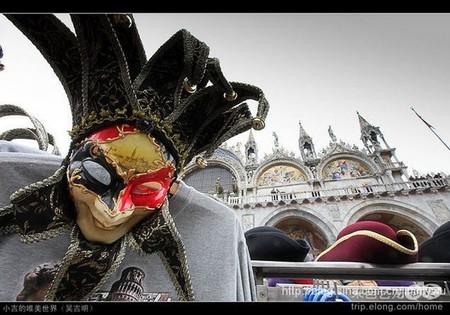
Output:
[
  {"xmin": 0, "ymin": 146, "xmax": 256, "ymax": 301},
  {"xmin": 0, "ymin": 151, "xmax": 63, "ymax": 209},
  {"xmin": 0, "ymin": 140, "xmax": 51, "ymax": 154}
]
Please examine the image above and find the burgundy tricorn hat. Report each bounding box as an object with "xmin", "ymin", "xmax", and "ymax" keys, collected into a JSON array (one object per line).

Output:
[{"xmin": 316, "ymin": 221, "xmax": 418, "ymax": 263}]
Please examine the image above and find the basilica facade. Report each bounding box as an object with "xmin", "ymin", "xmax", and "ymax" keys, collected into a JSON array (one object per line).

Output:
[{"xmin": 180, "ymin": 112, "xmax": 450, "ymax": 257}]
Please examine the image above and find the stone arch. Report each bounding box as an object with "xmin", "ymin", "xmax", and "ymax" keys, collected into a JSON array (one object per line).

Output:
[
  {"xmin": 182, "ymin": 161, "xmax": 238, "ymax": 196},
  {"xmin": 182, "ymin": 148, "xmax": 247, "ymax": 184},
  {"xmin": 260, "ymin": 206, "xmax": 338, "ymax": 256},
  {"xmin": 343, "ymin": 199, "xmax": 439, "ymax": 243},
  {"xmin": 181, "ymin": 147, "xmax": 248, "ymax": 196}
]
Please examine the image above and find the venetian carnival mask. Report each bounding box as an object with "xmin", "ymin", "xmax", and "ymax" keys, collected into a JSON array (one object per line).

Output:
[
  {"xmin": 4, "ymin": 15, "xmax": 270, "ymax": 302},
  {"xmin": 67, "ymin": 124, "xmax": 176, "ymax": 244}
]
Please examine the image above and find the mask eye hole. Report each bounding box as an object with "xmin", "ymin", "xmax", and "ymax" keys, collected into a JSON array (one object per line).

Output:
[
  {"xmin": 82, "ymin": 160, "xmax": 112, "ymax": 186},
  {"xmin": 132, "ymin": 182, "xmax": 162, "ymax": 195}
]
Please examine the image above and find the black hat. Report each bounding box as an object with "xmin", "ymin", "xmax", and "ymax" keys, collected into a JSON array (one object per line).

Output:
[
  {"xmin": 419, "ymin": 221, "xmax": 450, "ymax": 263},
  {"xmin": 245, "ymin": 226, "xmax": 311, "ymax": 262}
]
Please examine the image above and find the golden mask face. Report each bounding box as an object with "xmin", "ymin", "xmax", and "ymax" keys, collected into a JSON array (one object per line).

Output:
[{"xmin": 67, "ymin": 125, "xmax": 175, "ymax": 244}]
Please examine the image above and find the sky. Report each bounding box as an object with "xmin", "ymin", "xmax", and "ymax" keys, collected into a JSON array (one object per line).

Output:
[{"xmin": 1, "ymin": 13, "xmax": 450, "ymax": 175}]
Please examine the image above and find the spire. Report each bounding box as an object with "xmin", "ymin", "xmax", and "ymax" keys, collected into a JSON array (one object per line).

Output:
[
  {"xmin": 357, "ymin": 111, "xmax": 372, "ymax": 132},
  {"xmin": 245, "ymin": 129, "xmax": 258, "ymax": 166},
  {"xmin": 356, "ymin": 111, "xmax": 403, "ymax": 168},
  {"xmin": 298, "ymin": 120, "xmax": 310, "ymax": 139},
  {"xmin": 247, "ymin": 128, "xmax": 255, "ymax": 143},
  {"xmin": 357, "ymin": 111, "xmax": 389, "ymax": 153},
  {"xmin": 298, "ymin": 120, "xmax": 317, "ymax": 161}
]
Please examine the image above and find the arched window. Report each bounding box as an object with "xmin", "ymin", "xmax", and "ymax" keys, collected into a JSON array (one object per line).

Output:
[{"xmin": 183, "ymin": 166, "xmax": 235, "ymax": 194}]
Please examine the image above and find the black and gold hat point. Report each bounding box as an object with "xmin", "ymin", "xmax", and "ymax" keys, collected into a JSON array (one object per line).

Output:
[{"xmin": 5, "ymin": 14, "xmax": 269, "ymax": 171}]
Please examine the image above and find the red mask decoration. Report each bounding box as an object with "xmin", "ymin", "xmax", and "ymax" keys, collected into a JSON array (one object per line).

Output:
[{"xmin": 67, "ymin": 124, "xmax": 176, "ymax": 244}]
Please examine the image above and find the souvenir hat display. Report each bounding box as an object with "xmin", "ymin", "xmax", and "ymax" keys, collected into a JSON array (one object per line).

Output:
[
  {"xmin": 245, "ymin": 226, "xmax": 313, "ymax": 287},
  {"xmin": 245, "ymin": 226, "xmax": 311, "ymax": 262},
  {"xmin": 315, "ymin": 220, "xmax": 419, "ymax": 263},
  {"xmin": 419, "ymin": 221, "xmax": 450, "ymax": 263}
]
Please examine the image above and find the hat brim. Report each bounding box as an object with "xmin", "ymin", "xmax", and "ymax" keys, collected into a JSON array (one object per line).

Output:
[{"xmin": 316, "ymin": 229, "xmax": 418, "ymax": 263}]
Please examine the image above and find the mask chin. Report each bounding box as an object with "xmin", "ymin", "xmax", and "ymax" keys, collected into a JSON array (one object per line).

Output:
[
  {"xmin": 71, "ymin": 185, "xmax": 155, "ymax": 244},
  {"xmin": 76, "ymin": 212, "xmax": 146, "ymax": 244}
]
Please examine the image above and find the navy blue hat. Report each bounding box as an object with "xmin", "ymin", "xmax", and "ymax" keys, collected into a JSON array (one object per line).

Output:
[
  {"xmin": 419, "ymin": 221, "xmax": 450, "ymax": 263},
  {"xmin": 245, "ymin": 226, "xmax": 311, "ymax": 262}
]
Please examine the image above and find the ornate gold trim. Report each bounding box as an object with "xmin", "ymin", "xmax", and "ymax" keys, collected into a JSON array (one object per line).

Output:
[{"xmin": 316, "ymin": 229, "xmax": 418, "ymax": 261}]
